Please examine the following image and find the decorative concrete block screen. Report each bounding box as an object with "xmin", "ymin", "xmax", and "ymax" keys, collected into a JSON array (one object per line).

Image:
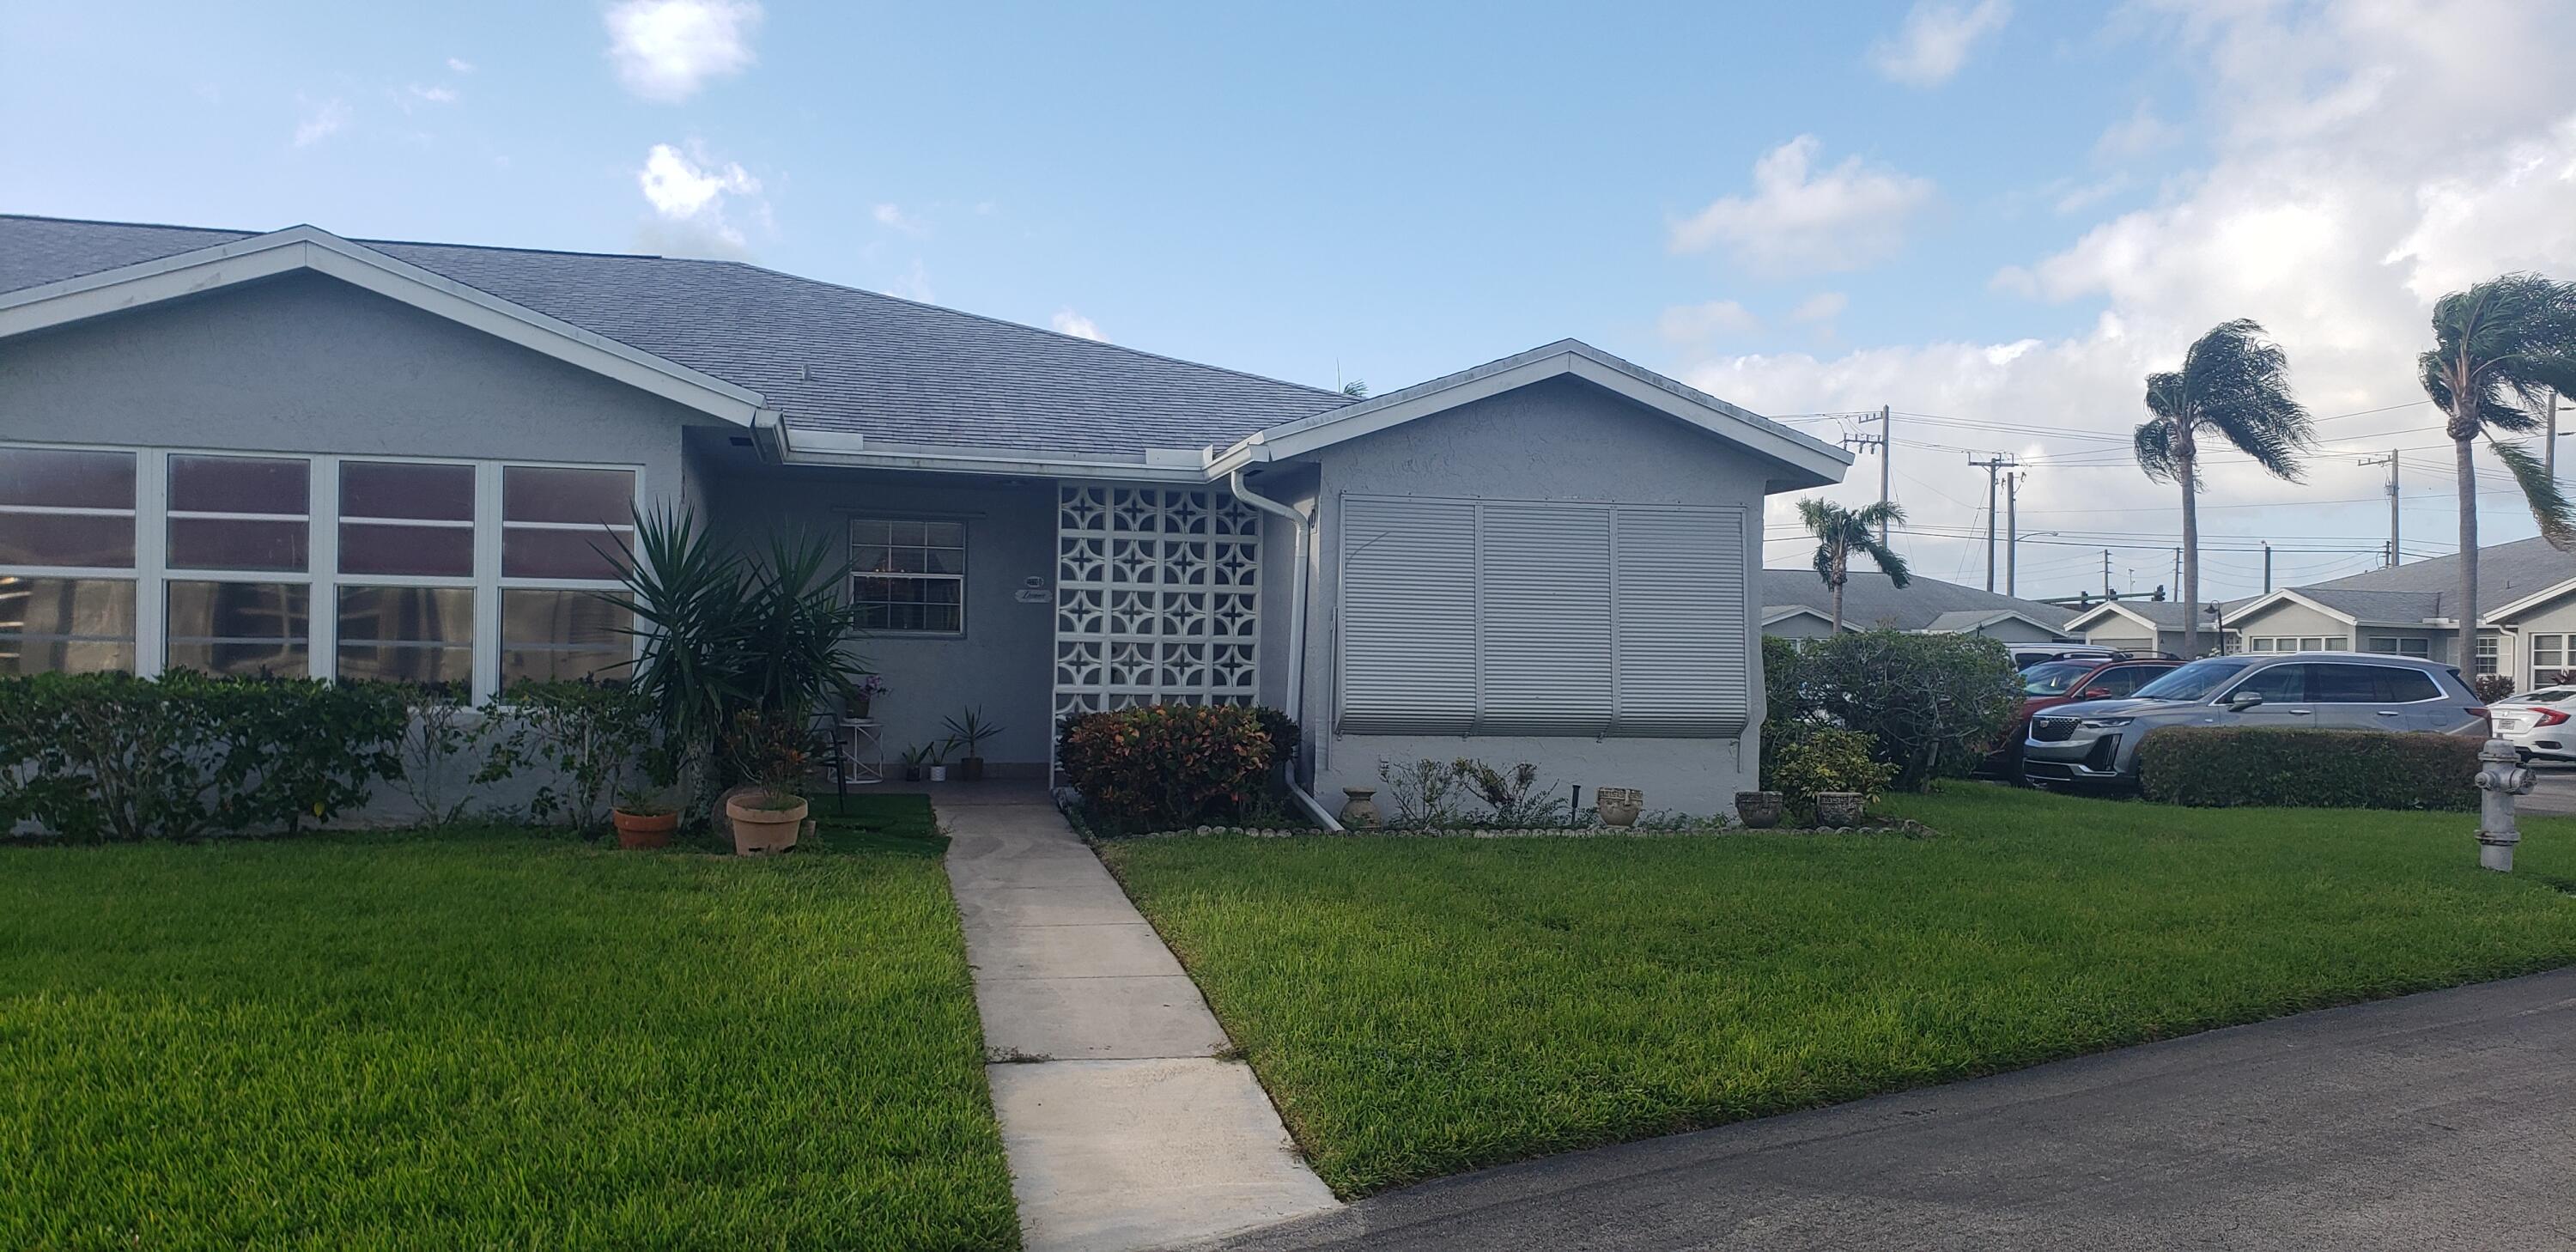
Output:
[{"xmin": 1054, "ymin": 485, "xmax": 1261, "ymax": 720}]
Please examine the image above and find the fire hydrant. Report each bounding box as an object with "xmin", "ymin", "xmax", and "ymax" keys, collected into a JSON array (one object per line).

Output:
[{"xmin": 2474, "ymin": 738, "xmax": 2537, "ymax": 872}]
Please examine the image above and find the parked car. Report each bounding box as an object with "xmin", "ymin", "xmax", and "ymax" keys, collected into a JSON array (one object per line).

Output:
[
  {"xmin": 2487, "ymin": 686, "xmax": 2576, "ymax": 762},
  {"xmin": 1987, "ymin": 656, "xmax": 2185, "ymax": 781},
  {"xmin": 2020, "ymin": 652, "xmax": 2484, "ymax": 787},
  {"xmin": 2007, "ymin": 642, "xmax": 2120, "ymax": 671}
]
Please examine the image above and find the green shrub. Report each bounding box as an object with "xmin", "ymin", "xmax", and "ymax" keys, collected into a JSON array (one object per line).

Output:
[
  {"xmin": 1765, "ymin": 726, "xmax": 1897, "ymax": 820},
  {"xmin": 2136, "ymin": 727, "xmax": 2481, "ymax": 811},
  {"xmin": 1060, "ymin": 704, "xmax": 1274, "ymax": 834},
  {"xmin": 483, "ymin": 680, "xmax": 657, "ymax": 832},
  {"xmin": 0, "ymin": 671, "xmax": 408, "ymax": 842},
  {"xmin": 1774, "ymin": 630, "xmax": 2020, "ymax": 791}
]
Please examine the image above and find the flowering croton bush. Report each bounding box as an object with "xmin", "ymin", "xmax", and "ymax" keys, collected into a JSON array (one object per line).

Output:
[{"xmin": 1060, "ymin": 704, "xmax": 1277, "ymax": 834}]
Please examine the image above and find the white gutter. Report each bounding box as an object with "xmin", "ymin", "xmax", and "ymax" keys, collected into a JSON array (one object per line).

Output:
[{"xmin": 1224, "ymin": 468, "xmax": 1342, "ymax": 832}]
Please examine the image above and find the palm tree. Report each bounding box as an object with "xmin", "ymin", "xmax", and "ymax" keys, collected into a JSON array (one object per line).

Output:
[
  {"xmin": 2133, "ymin": 319, "xmax": 2312, "ymax": 658},
  {"xmin": 1799, "ymin": 498, "xmax": 1910, "ymax": 632},
  {"xmin": 2420, "ymin": 274, "xmax": 2576, "ymax": 669}
]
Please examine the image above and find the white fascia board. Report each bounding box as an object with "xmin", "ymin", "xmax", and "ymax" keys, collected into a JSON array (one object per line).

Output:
[
  {"xmin": 1760, "ymin": 605, "xmax": 1832, "ymax": 627},
  {"xmin": 1209, "ymin": 343, "xmax": 1852, "ymax": 489},
  {"xmin": 777, "ymin": 427, "xmax": 1209, "ymax": 483},
  {"xmin": 0, "ymin": 227, "xmax": 769, "ymax": 428},
  {"xmin": 2226, "ymin": 588, "xmax": 2360, "ymax": 628},
  {"xmin": 2064, "ymin": 601, "xmax": 2154, "ymax": 632},
  {"xmin": 2481, "ymin": 574, "xmax": 2576, "ymax": 624}
]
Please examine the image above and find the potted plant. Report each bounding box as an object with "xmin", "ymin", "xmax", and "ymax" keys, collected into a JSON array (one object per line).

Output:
[
  {"xmin": 611, "ymin": 786, "xmax": 679, "ymax": 849},
  {"xmin": 925, "ymin": 738, "xmax": 953, "ymax": 783},
  {"xmin": 1595, "ymin": 786, "xmax": 1643, "ymax": 828},
  {"xmin": 1735, "ymin": 791, "xmax": 1784, "ymax": 829},
  {"xmin": 944, "ymin": 707, "xmax": 1002, "ymax": 781},
  {"xmin": 848, "ymin": 672, "xmax": 887, "ymax": 720},
  {"xmin": 721, "ymin": 711, "xmax": 812, "ymax": 855},
  {"xmin": 899, "ymin": 742, "xmax": 932, "ymax": 782}
]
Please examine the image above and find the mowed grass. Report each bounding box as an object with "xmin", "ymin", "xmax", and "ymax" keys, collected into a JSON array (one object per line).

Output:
[
  {"xmin": 0, "ymin": 794, "xmax": 1018, "ymax": 1251},
  {"xmin": 1097, "ymin": 784, "xmax": 2576, "ymax": 1196}
]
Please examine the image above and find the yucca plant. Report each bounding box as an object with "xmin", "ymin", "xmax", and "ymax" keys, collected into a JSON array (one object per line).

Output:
[
  {"xmin": 2419, "ymin": 274, "xmax": 2576, "ymax": 667},
  {"xmin": 2134, "ymin": 319, "xmax": 2312, "ymax": 657}
]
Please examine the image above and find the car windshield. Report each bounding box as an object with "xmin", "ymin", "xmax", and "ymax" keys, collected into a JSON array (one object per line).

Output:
[
  {"xmin": 2129, "ymin": 656, "xmax": 2259, "ymax": 702},
  {"xmin": 2021, "ymin": 661, "xmax": 2099, "ymax": 696},
  {"xmin": 2506, "ymin": 687, "xmax": 2576, "ymax": 703}
]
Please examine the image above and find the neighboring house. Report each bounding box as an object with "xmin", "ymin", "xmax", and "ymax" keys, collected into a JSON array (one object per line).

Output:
[
  {"xmin": 1755, "ymin": 570, "xmax": 2077, "ymax": 641},
  {"xmin": 2063, "ymin": 599, "xmax": 2234, "ymax": 657},
  {"xmin": 2221, "ymin": 536, "xmax": 2576, "ymax": 684},
  {"xmin": 0, "ymin": 215, "xmax": 1850, "ymax": 815}
]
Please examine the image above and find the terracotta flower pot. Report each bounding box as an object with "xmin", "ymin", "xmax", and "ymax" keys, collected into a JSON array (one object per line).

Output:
[
  {"xmin": 1595, "ymin": 786, "xmax": 1643, "ymax": 828},
  {"xmin": 1814, "ymin": 792, "xmax": 1865, "ymax": 828},
  {"xmin": 725, "ymin": 793, "xmax": 809, "ymax": 855},
  {"xmin": 1735, "ymin": 791, "xmax": 1783, "ymax": 830},
  {"xmin": 611, "ymin": 808, "xmax": 678, "ymax": 849}
]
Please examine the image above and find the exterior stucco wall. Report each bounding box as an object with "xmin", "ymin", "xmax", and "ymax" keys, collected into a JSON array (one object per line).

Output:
[
  {"xmin": 0, "ymin": 272, "xmax": 707, "ymax": 505},
  {"xmin": 2228, "ymin": 603, "xmax": 2356, "ymax": 648},
  {"xmin": 1962, "ymin": 618, "xmax": 2061, "ymax": 643},
  {"xmin": 2090, "ymin": 635, "xmax": 2154, "ymax": 654},
  {"xmin": 699, "ymin": 465, "xmax": 1060, "ymax": 775},
  {"xmin": 1763, "ymin": 614, "xmax": 1836, "ymax": 639},
  {"xmin": 1290, "ymin": 376, "xmax": 1773, "ymax": 817}
]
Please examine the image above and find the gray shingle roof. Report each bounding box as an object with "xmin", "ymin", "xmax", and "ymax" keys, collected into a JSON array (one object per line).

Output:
[
  {"xmin": 1759, "ymin": 570, "xmax": 2077, "ymax": 633},
  {"xmin": 0, "ymin": 215, "xmax": 1356, "ymax": 458},
  {"xmin": 2298, "ymin": 535, "xmax": 2576, "ymax": 617}
]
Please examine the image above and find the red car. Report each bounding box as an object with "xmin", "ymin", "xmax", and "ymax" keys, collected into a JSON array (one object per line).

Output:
[{"xmin": 1991, "ymin": 657, "xmax": 2184, "ymax": 781}]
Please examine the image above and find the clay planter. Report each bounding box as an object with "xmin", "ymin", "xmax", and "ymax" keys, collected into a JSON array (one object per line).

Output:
[
  {"xmin": 1735, "ymin": 790, "xmax": 1783, "ymax": 830},
  {"xmin": 1595, "ymin": 786, "xmax": 1643, "ymax": 828},
  {"xmin": 725, "ymin": 792, "xmax": 809, "ymax": 855},
  {"xmin": 1814, "ymin": 792, "xmax": 1865, "ymax": 828},
  {"xmin": 611, "ymin": 808, "xmax": 678, "ymax": 850},
  {"xmin": 1338, "ymin": 787, "xmax": 1382, "ymax": 829},
  {"xmin": 957, "ymin": 757, "xmax": 987, "ymax": 782}
]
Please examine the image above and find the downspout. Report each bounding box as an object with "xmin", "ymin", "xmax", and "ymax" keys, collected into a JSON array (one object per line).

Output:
[{"xmin": 1225, "ymin": 467, "xmax": 1343, "ymax": 832}]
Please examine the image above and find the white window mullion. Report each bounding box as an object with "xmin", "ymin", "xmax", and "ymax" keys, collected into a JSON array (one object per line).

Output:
[
  {"xmin": 136, "ymin": 449, "xmax": 167, "ymax": 677},
  {"xmin": 473, "ymin": 462, "xmax": 503, "ymax": 703},
  {"xmin": 308, "ymin": 455, "xmax": 338, "ymax": 680}
]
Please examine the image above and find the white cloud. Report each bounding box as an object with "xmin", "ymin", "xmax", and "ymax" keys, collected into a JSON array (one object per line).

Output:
[
  {"xmin": 2095, "ymin": 101, "xmax": 2180, "ymax": 161},
  {"xmin": 872, "ymin": 203, "xmax": 927, "ymax": 237},
  {"xmin": 409, "ymin": 84, "xmax": 459, "ymax": 105},
  {"xmin": 605, "ymin": 0, "xmax": 762, "ymax": 102},
  {"xmin": 1868, "ymin": 0, "xmax": 2011, "ymax": 88},
  {"xmin": 1671, "ymin": 136, "xmax": 1936, "ymax": 276},
  {"xmin": 1051, "ymin": 309, "xmax": 1108, "ymax": 342},
  {"xmin": 1788, "ymin": 291, "xmax": 1849, "ymax": 324},
  {"xmin": 292, "ymin": 98, "xmax": 350, "ymax": 147},
  {"xmin": 1683, "ymin": 2, "xmax": 2576, "ymax": 599},
  {"xmin": 886, "ymin": 260, "xmax": 933, "ymax": 302},
  {"xmin": 635, "ymin": 142, "xmax": 765, "ymax": 255},
  {"xmin": 447, "ymin": 57, "xmax": 476, "ymax": 74},
  {"xmin": 1657, "ymin": 300, "xmax": 1762, "ymax": 342}
]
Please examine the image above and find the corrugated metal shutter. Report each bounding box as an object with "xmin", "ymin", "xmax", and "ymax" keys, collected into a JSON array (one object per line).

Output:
[
  {"xmin": 1612, "ymin": 506, "xmax": 1747, "ymax": 737},
  {"xmin": 1479, "ymin": 503, "xmax": 1613, "ymax": 734},
  {"xmin": 1338, "ymin": 496, "xmax": 1479, "ymax": 734}
]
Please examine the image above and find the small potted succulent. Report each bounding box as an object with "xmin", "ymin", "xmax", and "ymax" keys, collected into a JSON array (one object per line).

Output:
[
  {"xmin": 899, "ymin": 742, "xmax": 932, "ymax": 783},
  {"xmin": 944, "ymin": 707, "xmax": 1002, "ymax": 781},
  {"xmin": 722, "ymin": 711, "xmax": 812, "ymax": 855},
  {"xmin": 847, "ymin": 672, "xmax": 888, "ymax": 720},
  {"xmin": 611, "ymin": 786, "xmax": 679, "ymax": 849},
  {"xmin": 925, "ymin": 738, "xmax": 953, "ymax": 783}
]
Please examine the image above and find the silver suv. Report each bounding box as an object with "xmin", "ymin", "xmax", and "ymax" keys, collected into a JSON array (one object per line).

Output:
[{"xmin": 2020, "ymin": 652, "xmax": 2484, "ymax": 787}]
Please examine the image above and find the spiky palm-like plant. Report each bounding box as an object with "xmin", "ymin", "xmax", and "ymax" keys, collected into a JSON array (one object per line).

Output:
[
  {"xmin": 2419, "ymin": 273, "xmax": 2576, "ymax": 668},
  {"xmin": 2133, "ymin": 319, "xmax": 2312, "ymax": 657},
  {"xmin": 1799, "ymin": 498, "xmax": 1910, "ymax": 632}
]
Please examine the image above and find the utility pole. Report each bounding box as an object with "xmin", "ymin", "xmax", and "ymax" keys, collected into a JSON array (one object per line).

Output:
[
  {"xmin": 2103, "ymin": 549, "xmax": 2113, "ymax": 598},
  {"xmin": 1877, "ymin": 405, "xmax": 1892, "ymax": 544},
  {"xmin": 1968, "ymin": 453, "xmax": 2017, "ymax": 593},
  {"xmin": 2005, "ymin": 471, "xmax": 2022, "ymax": 596},
  {"xmin": 2263, "ymin": 542, "xmax": 2273, "ymax": 593},
  {"xmin": 2360, "ymin": 453, "xmax": 2400, "ymax": 567},
  {"xmin": 2172, "ymin": 547, "xmax": 2181, "ymax": 598}
]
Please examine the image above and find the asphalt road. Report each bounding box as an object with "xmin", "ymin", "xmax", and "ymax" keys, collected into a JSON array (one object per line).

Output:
[
  {"xmin": 1207, "ymin": 969, "xmax": 2576, "ymax": 1252},
  {"xmin": 2519, "ymin": 760, "xmax": 2576, "ymax": 816}
]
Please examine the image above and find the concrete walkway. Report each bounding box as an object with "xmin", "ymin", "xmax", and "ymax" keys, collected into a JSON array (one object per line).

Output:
[
  {"xmin": 931, "ymin": 782, "xmax": 1339, "ymax": 1252},
  {"xmin": 1206, "ymin": 967, "xmax": 2576, "ymax": 1252}
]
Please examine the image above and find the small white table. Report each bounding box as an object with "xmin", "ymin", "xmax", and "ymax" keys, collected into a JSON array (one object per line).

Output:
[{"xmin": 835, "ymin": 718, "xmax": 884, "ymax": 786}]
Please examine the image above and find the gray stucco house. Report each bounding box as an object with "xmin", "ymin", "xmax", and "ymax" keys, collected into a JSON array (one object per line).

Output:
[
  {"xmin": 2063, "ymin": 599, "xmax": 2229, "ymax": 657},
  {"xmin": 0, "ymin": 215, "xmax": 1851, "ymax": 816},
  {"xmin": 1758, "ymin": 571, "xmax": 2075, "ymax": 641}
]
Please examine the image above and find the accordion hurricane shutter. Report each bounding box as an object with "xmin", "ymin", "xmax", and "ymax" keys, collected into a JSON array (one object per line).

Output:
[{"xmin": 1336, "ymin": 495, "xmax": 1749, "ymax": 738}]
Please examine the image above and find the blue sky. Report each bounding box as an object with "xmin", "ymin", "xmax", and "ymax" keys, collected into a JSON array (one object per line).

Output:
[{"xmin": 9, "ymin": 1, "xmax": 2576, "ymax": 599}]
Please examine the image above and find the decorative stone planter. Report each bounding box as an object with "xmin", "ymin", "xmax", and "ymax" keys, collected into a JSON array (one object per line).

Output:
[
  {"xmin": 1735, "ymin": 790, "xmax": 1783, "ymax": 830},
  {"xmin": 1814, "ymin": 791, "xmax": 1865, "ymax": 828},
  {"xmin": 1339, "ymin": 787, "xmax": 1382, "ymax": 829},
  {"xmin": 725, "ymin": 793, "xmax": 808, "ymax": 855},
  {"xmin": 1595, "ymin": 787, "xmax": 1643, "ymax": 828}
]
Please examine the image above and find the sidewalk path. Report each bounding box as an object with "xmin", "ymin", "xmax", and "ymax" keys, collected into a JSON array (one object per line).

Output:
[{"xmin": 933, "ymin": 783, "xmax": 1338, "ymax": 1252}]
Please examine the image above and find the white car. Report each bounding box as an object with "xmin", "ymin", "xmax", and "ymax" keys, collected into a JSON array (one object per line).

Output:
[{"xmin": 2487, "ymin": 686, "xmax": 2576, "ymax": 761}]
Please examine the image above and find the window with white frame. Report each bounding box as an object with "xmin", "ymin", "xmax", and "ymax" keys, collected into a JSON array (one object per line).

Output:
[
  {"xmin": 851, "ymin": 518, "xmax": 966, "ymax": 634},
  {"xmin": 2530, "ymin": 634, "xmax": 2570, "ymax": 680},
  {"xmin": 0, "ymin": 442, "xmax": 639, "ymax": 696},
  {"xmin": 2366, "ymin": 635, "xmax": 2433, "ymax": 658},
  {"xmin": 2476, "ymin": 634, "xmax": 2500, "ymax": 675},
  {"xmin": 0, "ymin": 447, "xmax": 137, "ymax": 674},
  {"xmin": 2248, "ymin": 635, "xmax": 2348, "ymax": 653}
]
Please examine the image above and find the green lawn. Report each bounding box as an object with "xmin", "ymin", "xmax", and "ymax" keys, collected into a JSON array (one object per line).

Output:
[
  {"xmin": 0, "ymin": 794, "xmax": 1018, "ymax": 1251},
  {"xmin": 1097, "ymin": 784, "xmax": 2576, "ymax": 1197}
]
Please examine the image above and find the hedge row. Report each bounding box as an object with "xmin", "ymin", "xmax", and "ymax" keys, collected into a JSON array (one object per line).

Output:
[{"xmin": 2136, "ymin": 726, "xmax": 2482, "ymax": 811}]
